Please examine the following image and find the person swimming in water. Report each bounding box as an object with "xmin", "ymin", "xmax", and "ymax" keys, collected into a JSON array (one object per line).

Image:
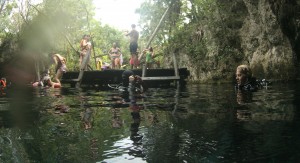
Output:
[
  {"xmin": 235, "ymin": 64, "xmax": 271, "ymax": 91},
  {"xmin": 0, "ymin": 77, "xmax": 7, "ymax": 95},
  {"xmin": 32, "ymin": 72, "xmax": 61, "ymax": 88},
  {"xmin": 122, "ymin": 70, "xmax": 147, "ymax": 93},
  {"xmin": 43, "ymin": 76, "xmax": 61, "ymax": 88},
  {"xmin": 235, "ymin": 65, "xmax": 259, "ymax": 91}
]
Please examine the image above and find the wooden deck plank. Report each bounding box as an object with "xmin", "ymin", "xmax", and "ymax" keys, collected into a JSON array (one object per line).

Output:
[
  {"xmin": 61, "ymin": 68, "xmax": 189, "ymax": 87},
  {"xmin": 141, "ymin": 76, "xmax": 180, "ymax": 80}
]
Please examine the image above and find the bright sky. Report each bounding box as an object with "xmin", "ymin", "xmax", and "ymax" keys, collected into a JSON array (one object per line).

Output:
[{"xmin": 93, "ymin": 0, "xmax": 144, "ymax": 30}]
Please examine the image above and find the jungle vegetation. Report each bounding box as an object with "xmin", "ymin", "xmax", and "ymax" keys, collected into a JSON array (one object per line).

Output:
[
  {"xmin": 1, "ymin": 0, "xmax": 299, "ymax": 81},
  {"xmin": 0, "ymin": 0, "xmax": 216, "ymax": 73}
]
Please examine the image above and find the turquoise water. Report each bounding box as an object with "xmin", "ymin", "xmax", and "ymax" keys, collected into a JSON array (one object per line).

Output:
[{"xmin": 0, "ymin": 82, "xmax": 300, "ymax": 162}]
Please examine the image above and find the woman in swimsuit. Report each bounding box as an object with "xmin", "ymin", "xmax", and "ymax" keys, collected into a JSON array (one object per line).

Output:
[
  {"xmin": 52, "ymin": 53, "xmax": 67, "ymax": 83},
  {"xmin": 108, "ymin": 42, "xmax": 121, "ymax": 69}
]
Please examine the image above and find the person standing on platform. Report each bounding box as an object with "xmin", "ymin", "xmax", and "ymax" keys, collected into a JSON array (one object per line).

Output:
[
  {"xmin": 79, "ymin": 35, "xmax": 92, "ymax": 70},
  {"xmin": 125, "ymin": 24, "xmax": 139, "ymax": 69},
  {"xmin": 51, "ymin": 53, "xmax": 67, "ymax": 84},
  {"xmin": 79, "ymin": 34, "xmax": 88, "ymax": 67},
  {"xmin": 108, "ymin": 42, "xmax": 121, "ymax": 69}
]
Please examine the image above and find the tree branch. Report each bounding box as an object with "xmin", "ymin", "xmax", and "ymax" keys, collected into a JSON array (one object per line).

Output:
[{"xmin": 0, "ymin": 0, "xmax": 7, "ymax": 16}]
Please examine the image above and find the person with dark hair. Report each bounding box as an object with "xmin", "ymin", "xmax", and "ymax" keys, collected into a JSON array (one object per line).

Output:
[
  {"xmin": 125, "ymin": 24, "xmax": 139, "ymax": 69},
  {"xmin": 108, "ymin": 42, "xmax": 121, "ymax": 69},
  {"xmin": 121, "ymin": 70, "xmax": 147, "ymax": 93},
  {"xmin": 143, "ymin": 47, "xmax": 154, "ymax": 69},
  {"xmin": 122, "ymin": 70, "xmax": 134, "ymax": 88}
]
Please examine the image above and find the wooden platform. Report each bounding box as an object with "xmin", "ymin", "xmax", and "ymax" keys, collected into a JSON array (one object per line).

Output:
[{"xmin": 61, "ymin": 68, "xmax": 189, "ymax": 87}]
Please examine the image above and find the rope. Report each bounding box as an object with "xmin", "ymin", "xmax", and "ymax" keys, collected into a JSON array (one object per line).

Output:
[{"xmin": 107, "ymin": 83, "xmax": 123, "ymax": 90}]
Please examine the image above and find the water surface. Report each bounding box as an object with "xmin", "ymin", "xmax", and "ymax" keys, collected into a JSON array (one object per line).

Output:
[{"xmin": 0, "ymin": 82, "xmax": 300, "ymax": 162}]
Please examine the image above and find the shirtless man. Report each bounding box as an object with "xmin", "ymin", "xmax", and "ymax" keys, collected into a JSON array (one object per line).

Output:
[{"xmin": 125, "ymin": 24, "xmax": 139, "ymax": 69}]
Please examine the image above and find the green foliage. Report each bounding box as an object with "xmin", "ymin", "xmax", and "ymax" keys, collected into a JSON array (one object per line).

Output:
[
  {"xmin": 0, "ymin": 0, "xmax": 131, "ymax": 73},
  {"xmin": 92, "ymin": 24, "xmax": 129, "ymax": 66},
  {"xmin": 0, "ymin": 0, "xmax": 18, "ymax": 36},
  {"xmin": 137, "ymin": 0, "xmax": 247, "ymax": 78}
]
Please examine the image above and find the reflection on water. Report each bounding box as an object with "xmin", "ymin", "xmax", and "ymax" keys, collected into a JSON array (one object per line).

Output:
[{"xmin": 0, "ymin": 82, "xmax": 300, "ymax": 162}]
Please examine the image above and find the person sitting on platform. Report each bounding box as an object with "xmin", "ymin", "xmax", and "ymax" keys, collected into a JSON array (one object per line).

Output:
[{"xmin": 143, "ymin": 47, "xmax": 154, "ymax": 69}]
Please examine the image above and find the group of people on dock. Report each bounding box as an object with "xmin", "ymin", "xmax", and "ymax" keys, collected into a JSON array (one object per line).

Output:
[
  {"xmin": 105, "ymin": 24, "xmax": 144, "ymax": 70},
  {"xmin": 27, "ymin": 24, "xmax": 144, "ymax": 89},
  {"xmin": 0, "ymin": 22, "xmax": 267, "ymax": 97},
  {"xmin": 96, "ymin": 24, "xmax": 155, "ymax": 70}
]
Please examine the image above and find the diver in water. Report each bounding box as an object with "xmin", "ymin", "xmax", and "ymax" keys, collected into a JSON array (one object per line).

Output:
[
  {"xmin": 121, "ymin": 70, "xmax": 147, "ymax": 93},
  {"xmin": 120, "ymin": 70, "xmax": 144, "ymax": 155},
  {"xmin": 235, "ymin": 65, "xmax": 271, "ymax": 91},
  {"xmin": 122, "ymin": 70, "xmax": 134, "ymax": 88},
  {"xmin": 235, "ymin": 65, "xmax": 257, "ymax": 91}
]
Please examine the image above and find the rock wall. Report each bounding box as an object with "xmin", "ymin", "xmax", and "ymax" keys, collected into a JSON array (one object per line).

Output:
[
  {"xmin": 240, "ymin": 0, "xmax": 297, "ymax": 80},
  {"xmin": 170, "ymin": 0, "xmax": 300, "ymax": 82}
]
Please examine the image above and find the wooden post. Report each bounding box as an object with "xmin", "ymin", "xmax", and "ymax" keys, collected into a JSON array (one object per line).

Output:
[
  {"xmin": 35, "ymin": 60, "xmax": 40, "ymax": 81},
  {"xmin": 76, "ymin": 49, "xmax": 91, "ymax": 87},
  {"xmin": 142, "ymin": 64, "xmax": 147, "ymax": 77},
  {"xmin": 173, "ymin": 52, "xmax": 179, "ymax": 77},
  {"xmin": 138, "ymin": 5, "xmax": 171, "ymax": 61},
  {"xmin": 172, "ymin": 80, "xmax": 180, "ymax": 115},
  {"xmin": 141, "ymin": 52, "xmax": 180, "ymax": 81}
]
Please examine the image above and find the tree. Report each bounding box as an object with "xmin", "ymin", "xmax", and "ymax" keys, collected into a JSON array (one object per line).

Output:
[{"xmin": 0, "ymin": 0, "xmax": 131, "ymax": 75}]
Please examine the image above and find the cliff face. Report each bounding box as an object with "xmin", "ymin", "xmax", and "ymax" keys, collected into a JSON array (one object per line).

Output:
[
  {"xmin": 240, "ymin": 0, "xmax": 299, "ymax": 80},
  {"xmin": 172, "ymin": 0, "xmax": 300, "ymax": 82}
]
